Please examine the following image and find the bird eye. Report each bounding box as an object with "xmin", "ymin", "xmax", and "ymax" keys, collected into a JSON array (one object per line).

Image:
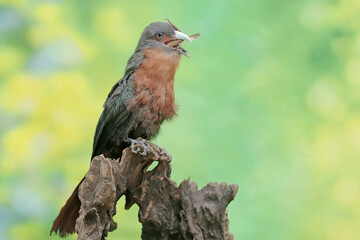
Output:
[{"xmin": 155, "ymin": 32, "xmax": 164, "ymax": 40}]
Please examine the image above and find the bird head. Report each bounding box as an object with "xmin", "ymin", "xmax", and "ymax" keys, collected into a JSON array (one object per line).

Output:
[{"xmin": 137, "ymin": 20, "xmax": 194, "ymax": 58}]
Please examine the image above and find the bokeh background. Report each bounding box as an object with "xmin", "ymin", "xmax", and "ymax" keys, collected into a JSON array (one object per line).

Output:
[{"xmin": 1, "ymin": 0, "xmax": 360, "ymax": 239}]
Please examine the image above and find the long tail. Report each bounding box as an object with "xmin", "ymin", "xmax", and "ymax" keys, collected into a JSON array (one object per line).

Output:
[{"xmin": 50, "ymin": 177, "xmax": 84, "ymax": 237}]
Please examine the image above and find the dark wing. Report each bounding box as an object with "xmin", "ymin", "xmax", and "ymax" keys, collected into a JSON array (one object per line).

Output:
[{"xmin": 91, "ymin": 78, "xmax": 135, "ymax": 159}]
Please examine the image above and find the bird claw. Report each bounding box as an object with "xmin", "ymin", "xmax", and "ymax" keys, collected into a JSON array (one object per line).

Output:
[
  {"xmin": 159, "ymin": 148, "xmax": 172, "ymax": 162},
  {"xmin": 129, "ymin": 138, "xmax": 148, "ymax": 156},
  {"xmin": 127, "ymin": 138, "xmax": 172, "ymax": 161}
]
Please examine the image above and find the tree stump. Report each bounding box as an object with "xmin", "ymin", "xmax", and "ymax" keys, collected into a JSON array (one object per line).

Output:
[{"xmin": 75, "ymin": 138, "xmax": 238, "ymax": 240}]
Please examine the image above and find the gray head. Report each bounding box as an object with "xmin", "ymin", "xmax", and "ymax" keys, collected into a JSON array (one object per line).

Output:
[{"xmin": 136, "ymin": 20, "xmax": 192, "ymax": 57}]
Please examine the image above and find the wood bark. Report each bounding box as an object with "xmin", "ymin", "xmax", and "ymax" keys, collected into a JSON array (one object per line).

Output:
[{"xmin": 75, "ymin": 138, "xmax": 238, "ymax": 240}]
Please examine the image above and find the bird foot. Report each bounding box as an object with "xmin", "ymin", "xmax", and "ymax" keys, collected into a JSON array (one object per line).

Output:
[
  {"xmin": 159, "ymin": 148, "xmax": 172, "ymax": 162},
  {"xmin": 126, "ymin": 138, "xmax": 172, "ymax": 162},
  {"xmin": 128, "ymin": 138, "xmax": 148, "ymax": 156}
]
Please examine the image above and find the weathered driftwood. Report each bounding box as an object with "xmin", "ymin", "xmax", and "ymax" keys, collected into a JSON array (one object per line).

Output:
[{"xmin": 75, "ymin": 138, "xmax": 238, "ymax": 240}]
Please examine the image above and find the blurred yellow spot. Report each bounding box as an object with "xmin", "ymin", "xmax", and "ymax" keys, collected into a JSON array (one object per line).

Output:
[
  {"xmin": 329, "ymin": 0, "xmax": 360, "ymax": 29},
  {"xmin": 0, "ymin": 73, "xmax": 40, "ymax": 113},
  {"xmin": 94, "ymin": 8, "xmax": 124, "ymax": 36},
  {"xmin": 326, "ymin": 220, "xmax": 359, "ymax": 240},
  {"xmin": 346, "ymin": 118, "xmax": 360, "ymax": 155},
  {"xmin": 313, "ymin": 133, "xmax": 341, "ymax": 170},
  {"xmin": 345, "ymin": 59, "xmax": 360, "ymax": 86},
  {"xmin": 0, "ymin": 47, "xmax": 23, "ymax": 75},
  {"xmin": 0, "ymin": 0, "xmax": 27, "ymax": 7},
  {"xmin": 356, "ymin": 34, "xmax": 360, "ymax": 54},
  {"xmin": 28, "ymin": 3, "xmax": 67, "ymax": 46},
  {"xmin": 0, "ymin": 71, "xmax": 101, "ymax": 174},
  {"xmin": 306, "ymin": 78, "xmax": 345, "ymax": 120},
  {"xmin": 333, "ymin": 178, "xmax": 359, "ymax": 208},
  {"xmin": 10, "ymin": 221, "xmax": 44, "ymax": 240},
  {"xmin": 93, "ymin": 7, "xmax": 131, "ymax": 47},
  {"xmin": 3, "ymin": 126, "xmax": 34, "ymax": 160},
  {"xmin": 33, "ymin": 3, "xmax": 60, "ymax": 23}
]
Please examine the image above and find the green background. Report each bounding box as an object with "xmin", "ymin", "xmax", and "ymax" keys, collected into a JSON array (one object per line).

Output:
[{"xmin": 1, "ymin": 0, "xmax": 360, "ymax": 239}]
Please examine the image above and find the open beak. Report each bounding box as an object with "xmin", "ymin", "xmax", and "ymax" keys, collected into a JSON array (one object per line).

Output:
[
  {"xmin": 173, "ymin": 31, "xmax": 192, "ymax": 43},
  {"xmin": 165, "ymin": 31, "xmax": 192, "ymax": 58}
]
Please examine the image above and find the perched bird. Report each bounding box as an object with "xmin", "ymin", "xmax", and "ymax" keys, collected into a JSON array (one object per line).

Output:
[{"xmin": 50, "ymin": 20, "xmax": 198, "ymax": 237}]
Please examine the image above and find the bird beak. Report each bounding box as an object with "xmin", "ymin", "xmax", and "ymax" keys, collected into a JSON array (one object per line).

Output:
[{"xmin": 173, "ymin": 30, "xmax": 192, "ymax": 43}]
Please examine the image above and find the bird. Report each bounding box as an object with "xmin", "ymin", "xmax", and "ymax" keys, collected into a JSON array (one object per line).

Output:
[{"xmin": 50, "ymin": 20, "xmax": 197, "ymax": 237}]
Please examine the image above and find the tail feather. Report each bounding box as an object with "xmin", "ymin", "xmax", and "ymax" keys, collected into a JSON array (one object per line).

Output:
[{"xmin": 50, "ymin": 178, "xmax": 84, "ymax": 237}]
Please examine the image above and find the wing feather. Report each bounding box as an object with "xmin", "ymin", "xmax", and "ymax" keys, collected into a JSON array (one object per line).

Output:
[{"xmin": 91, "ymin": 77, "xmax": 135, "ymax": 159}]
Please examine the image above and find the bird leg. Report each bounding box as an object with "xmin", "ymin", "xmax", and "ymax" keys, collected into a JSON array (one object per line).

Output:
[
  {"xmin": 127, "ymin": 138, "xmax": 148, "ymax": 156},
  {"xmin": 159, "ymin": 148, "xmax": 172, "ymax": 162},
  {"xmin": 125, "ymin": 138, "xmax": 172, "ymax": 162}
]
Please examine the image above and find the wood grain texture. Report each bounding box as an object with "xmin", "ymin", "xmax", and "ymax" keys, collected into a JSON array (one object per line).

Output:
[{"xmin": 76, "ymin": 139, "xmax": 238, "ymax": 240}]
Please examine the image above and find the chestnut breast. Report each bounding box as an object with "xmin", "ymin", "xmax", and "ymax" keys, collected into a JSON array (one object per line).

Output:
[{"xmin": 126, "ymin": 48, "xmax": 181, "ymax": 137}]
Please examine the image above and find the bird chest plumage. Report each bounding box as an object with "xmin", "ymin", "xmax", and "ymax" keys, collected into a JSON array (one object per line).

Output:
[{"xmin": 125, "ymin": 48, "xmax": 181, "ymax": 137}]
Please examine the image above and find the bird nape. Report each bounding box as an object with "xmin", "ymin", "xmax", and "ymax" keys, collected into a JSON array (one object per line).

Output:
[{"xmin": 50, "ymin": 20, "xmax": 199, "ymax": 237}]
